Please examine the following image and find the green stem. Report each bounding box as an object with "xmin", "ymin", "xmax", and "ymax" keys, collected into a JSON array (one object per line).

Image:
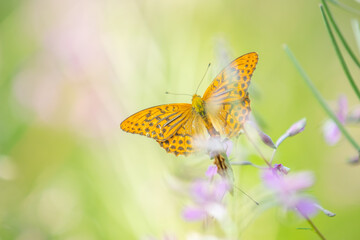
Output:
[
  {"xmin": 326, "ymin": 0, "xmax": 360, "ymax": 15},
  {"xmin": 283, "ymin": 45, "xmax": 360, "ymax": 152},
  {"xmin": 305, "ymin": 217, "xmax": 326, "ymax": 240},
  {"xmin": 243, "ymin": 129, "xmax": 272, "ymax": 168},
  {"xmin": 322, "ymin": 0, "xmax": 360, "ymax": 68},
  {"xmin": 320, "ymin": 4, "xmax": 360, "ymax": 100}
]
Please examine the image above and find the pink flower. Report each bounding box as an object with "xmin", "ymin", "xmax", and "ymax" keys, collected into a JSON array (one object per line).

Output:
[
  {"xmin": 183, "ymin": 167, "xmax": 231, "ymax": 222},
  {"xmin": 262, "ymin": 166, "xmax": 318, "ymax": 217},
  {"xmin": 273, "ymin": 164, "xmax": 290, "ymax": 174},
  {"xmin": 323, "ymin": 95, "xmax": 347, "ymax": 145},
  {"xmin": 205, "ymin": 165, "xmax": 218, "ymax": 179}
]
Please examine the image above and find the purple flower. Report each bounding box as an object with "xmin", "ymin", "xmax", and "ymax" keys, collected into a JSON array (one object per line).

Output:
[
  {"xmin": 295, "ymin": 197, "xmax": 318, "ymax": 217},
  {"xmin": 183, "ymin": 176, "xmax": 231, "ymax": 222},
  {"xmin": 323, "ymin": 95, "xmax": 347, "ymax": 145},
  {"xmin": 205, "ymin": 165, "xmax": 218, "ymax": 178},
  {"xmin": 273, "ymin": 164, "xmax": 290, "ymax": 174},
  {"xmin": 262, "ymin": 166, "xmax": 318, "ymax": 217}
]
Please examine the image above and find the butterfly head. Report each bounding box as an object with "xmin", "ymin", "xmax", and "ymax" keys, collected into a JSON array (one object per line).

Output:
[{"xmin": 192, "ymin": 94, "xmax": 205, "ymax": 114}]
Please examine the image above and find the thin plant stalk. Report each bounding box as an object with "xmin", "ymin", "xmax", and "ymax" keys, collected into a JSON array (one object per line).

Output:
[
  {"xmin": 305, "ymin": 216, "xmax": 326, "ymax": 240},
  {"xmin": 320, "ymin": 4, "xmax": 360, "ymax": 100},
  {"xmin": 270, "ymin": 149, "xmax": 277, "ymax": 164},
  {"xmin": 322, "ymin": 0, "xmax": 360, "ymax": 68},
  {"xmin": 326, "ymin": 0, "xmax": 360, "ymax": 15},
  {"xmin": 243, "ymin": 129, "xmax": 272, "ymax": 168},
  {"xmin": 283, "ymin": 45, "xmax": 360, "ymax": 153}
]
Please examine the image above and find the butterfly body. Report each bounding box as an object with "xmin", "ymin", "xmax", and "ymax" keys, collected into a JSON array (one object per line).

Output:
[
  {"xmin": 120, "ymin": 52, "xmax": 258, "ymax": 161},
  {"xmin": 192, "ymin": 95, "xmax": 205, "ymax": 116},
  {"xmin": 191, "ymin": 94, "xmax": 219, "ymax": 136}
]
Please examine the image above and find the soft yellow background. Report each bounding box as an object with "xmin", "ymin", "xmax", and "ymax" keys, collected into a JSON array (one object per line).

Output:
[{"xmin": 0, "ymin": 0, "xmax": 359, "ymax": 239}]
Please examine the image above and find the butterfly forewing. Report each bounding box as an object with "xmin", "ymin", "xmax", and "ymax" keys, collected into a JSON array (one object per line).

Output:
[
  {"xmin": 202, "ymin": 52, "xmax": 258, "ymax": 104},
  {"xmin": 203, "ymin": 52, "xmax": 257, "ymax": 138},
  {"xmin": 120, "ymin": 103, "xmax": 192, "ymax": 141}
]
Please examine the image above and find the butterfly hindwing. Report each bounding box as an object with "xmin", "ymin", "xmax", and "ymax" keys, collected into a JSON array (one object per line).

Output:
[
  {"xmin": 157, "ymin": 112, "xmax": 208, "ymax": 156},
  {"xmin": 208, "ymin": 93, "xmax": 251, "ymax": 138}
]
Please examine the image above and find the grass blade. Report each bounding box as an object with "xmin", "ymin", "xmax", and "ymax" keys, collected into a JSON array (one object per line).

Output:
[
  {"xmin": 320, "ymin": 4, "xmax": 360, "ymax": 100},
  {"xmin": 322, "ymin": 0, "xmax": 360, "ymax": 68},
  {"xmin": 283, "ymin": 44, "xmax": 360, "ymax": 152},
  {"xmin": 326, "ymin": 0, "xmax": 360, "ymax": 15}
]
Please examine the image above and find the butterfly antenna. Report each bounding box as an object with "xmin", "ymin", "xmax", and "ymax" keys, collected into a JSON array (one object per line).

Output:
[
  {"xmin": 165, "ymin": 91, "xmax": 192, "ymax": 97},
  {"xmin": 195, "ymin": 63, "xmax": 211, "ymax": 94},
  {"xmin": 234, "ymin": 185, "xmax": 259, "ymax": 206}
]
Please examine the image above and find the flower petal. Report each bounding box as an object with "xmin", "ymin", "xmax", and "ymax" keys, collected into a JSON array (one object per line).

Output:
[
  {"xmin": 274, "ymin": 164, "xmax": 290, "ymax": 174},
  {"xmin": 205, "ymin": 165, "xmax": 218, "ymax": 178},
  {"xmin": 213, "ymin": 179, "xmax": 231, "ymax": 200},
  {"xmin": 204, "ymin": 202, "xmax": 227, "ymax": 221},
  {"xmin": 223, "ymin": 139, "xmax": 233, "ymax": 157},
  {"xmin": 295, "ymin": 197, "xmax": 318, "ymax": 217},
  {"xmin": 314, "ymin": 203, "xmax": 336, "ymax": 217},
  {"xmin": 323, "ymin": 119, "xmax": 341, "ymax": 145},
  {"xmin": 283, "ymin": 172, "xmax": 314, "ymax": 192},
  {"xmin": 337, "ymin": 95, "xmax": 348, "ymax": 123},
  {"xmin": 261, "ymin": 168, "xmax": 282, "ymax": 190},
  {"xmin": 183, "ymin": 207, "xmax": 207, "ymax": 221}
]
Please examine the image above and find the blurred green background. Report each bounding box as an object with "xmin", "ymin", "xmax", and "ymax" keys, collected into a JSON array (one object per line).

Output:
[{"xmin": 0, "ymin": 0, "xmax": 359, "ymax": 239}]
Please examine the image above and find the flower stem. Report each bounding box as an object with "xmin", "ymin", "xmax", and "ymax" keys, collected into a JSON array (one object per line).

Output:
[
  {"xmin": 305, "ymin": 217, "xmax": 326, "ymax": 240},
  {"xmin": 321, "ymin": 0, "xmax": 360, "ymax": 68},
  {"xmin": 243, "ymin": 129, "xmax": 272, "ymax": 168},
  {"xmin": 283, "ymin": 45, "xmax": 360, "ymax": 152},
  {"xmin": 320, "ymin": 4, "xmax": 360, "ymax": 100},
  {"xmin": 270, "ymin": 149, "xmax": 277, "ymax": 164},
  {"xmin": 326, "ymin": 0, "xmax": 360, "ymax": 15}
]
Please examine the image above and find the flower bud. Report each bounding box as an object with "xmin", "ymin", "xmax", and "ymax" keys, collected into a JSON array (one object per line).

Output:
[
  {"xmin": 286, "ymin": 118, "xmax": 307, "ymax": 136},
  {"xmin": 348, "ymin": 154, "xmax": 360, "ymax": 165},
  {"xmin": 258, "ymin": 130, "xmax": 276, "ymax": 149}
]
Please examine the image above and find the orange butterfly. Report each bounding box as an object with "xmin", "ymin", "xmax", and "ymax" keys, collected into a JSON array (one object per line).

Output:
[{"xmin": 121, "ymin": 52, "xmax": 258, "ymax": 170}]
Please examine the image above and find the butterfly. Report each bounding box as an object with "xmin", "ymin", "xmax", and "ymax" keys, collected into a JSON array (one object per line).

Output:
[{"xmin": 120, "ymin": 52, "xmax": 258, "ymax": 162}]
